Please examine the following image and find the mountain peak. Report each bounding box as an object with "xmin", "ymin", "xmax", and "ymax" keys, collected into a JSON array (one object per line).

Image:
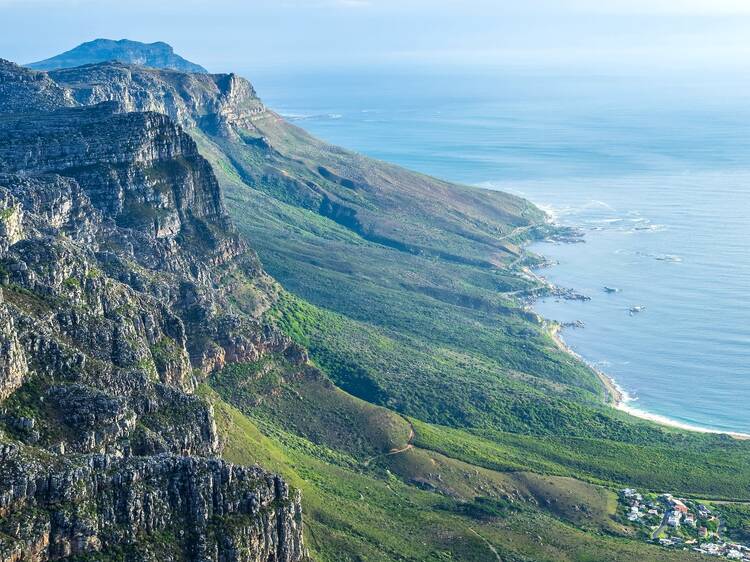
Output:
[{"xmin": 27, "ymin": 38, "xmax": 208, "ymax": 73}]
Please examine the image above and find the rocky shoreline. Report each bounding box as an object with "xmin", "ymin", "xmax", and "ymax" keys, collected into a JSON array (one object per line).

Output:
[
  {"xmin": 518, "ymin": 225, "xmax": 624, "ymax": 406},
  {"xmin": 527, "ymin": 213, "xmax": 750, "ymax": 441},
  {"xmin": 548, "ymin": 324, "xmax": 623, "ymax": 405}
]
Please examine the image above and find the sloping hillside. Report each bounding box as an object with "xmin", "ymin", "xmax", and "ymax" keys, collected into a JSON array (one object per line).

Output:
[
  {"xmin": 46, "ymin": 58, "xmax": 609, "ymax": 433},
  {"xmin": 8, "ymin": 43, "xmax": 750, "ymax": 561}
]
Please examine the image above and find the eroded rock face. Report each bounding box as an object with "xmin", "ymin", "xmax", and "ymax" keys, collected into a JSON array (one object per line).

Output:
[
  {"xmin": 0, "ymin": 59, "xmax": 307, "ymax": 561},
  {"xmin": 0, "ymin": 60, "xmax": 75, "ymax": 113},
  {"xmin": 0, "ymin": 450, "xmax": 305, "ymax": 562},
  {"xmin": 49, "ymin": 63, "xmax": 266, "ymax": 134},
  {"xmin": 0, "ymin": 103, "xmax": 228, "ymax": 233},
  {"xmin": 0, "ymin": 302, "xmax": 28, "ymax": 402}
]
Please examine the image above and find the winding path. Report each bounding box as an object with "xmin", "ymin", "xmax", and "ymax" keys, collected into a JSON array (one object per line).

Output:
[
  {"xmin": 363, "ymin": 420, "xmax": 415, "ymax": 467},
  {"xmin": 468, "ymin": 527, "xmax": 503, "ymax": 562}
]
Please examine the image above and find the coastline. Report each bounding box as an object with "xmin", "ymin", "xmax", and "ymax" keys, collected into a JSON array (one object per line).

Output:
[
  {"xmin": 548, "ymin": 324, "xmax": 621, "ymax": 405},
  {"xmin": 525, "ymin": 211, "xmax": 750, "ymax": 441},
  {"xmin": 548, "ymin": 323, "xmax": 750, "ymax": 441}
]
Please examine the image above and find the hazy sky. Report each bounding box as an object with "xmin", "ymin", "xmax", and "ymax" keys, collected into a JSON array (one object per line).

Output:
[{"xmin": 1, "ymin": 0, "xmax": 750, "ymax": 74}]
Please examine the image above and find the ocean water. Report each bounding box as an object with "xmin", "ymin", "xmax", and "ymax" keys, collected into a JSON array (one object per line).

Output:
[{"xmin": 246, "ymin": 64, "xmax": 750, "ymax": 434}]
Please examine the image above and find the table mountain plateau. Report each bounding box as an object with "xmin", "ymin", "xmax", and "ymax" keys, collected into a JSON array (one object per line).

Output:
[{"xmin": 27, "ymin": 39, "xmax": 207, "ymax": 74}]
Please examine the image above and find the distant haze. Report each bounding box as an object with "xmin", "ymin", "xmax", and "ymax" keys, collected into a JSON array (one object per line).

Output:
[{"xmin": 1, "ymin": 0, "xmax": 750, "ymax": 77}]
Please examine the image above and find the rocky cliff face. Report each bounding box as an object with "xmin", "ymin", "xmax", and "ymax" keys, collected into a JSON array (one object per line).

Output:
[
  {"xmin": 0, "ymin": 61, "xmax": 75, "ymax": 113},
  {"xmin": 0, "ymin": 450, "xmax": 305, "ymax": 562},
  {"xmin": 49, "ymin": 63, "xmax": 265, "ymax": 134},
  {"xmin": 0, "ymin": 103, "xmax": 229, "ymax": 237},
  {"xmin": 0, "ymin": 59, "xmax": 307, "ymax": 561}
]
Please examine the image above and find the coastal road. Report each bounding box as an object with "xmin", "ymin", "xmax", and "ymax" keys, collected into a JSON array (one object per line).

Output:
[
  {"xmin": 497, "ymin": 223, "xmax": 540, "ymax": 242},
  {"xmin": 651, "ymin": 513, "xmax": 669, "ymax": 540}
]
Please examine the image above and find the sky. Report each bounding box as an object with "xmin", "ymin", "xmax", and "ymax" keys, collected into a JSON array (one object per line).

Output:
[{"xmin": 1, "ymin": 0, "xmax": 750, "ymax": 75}]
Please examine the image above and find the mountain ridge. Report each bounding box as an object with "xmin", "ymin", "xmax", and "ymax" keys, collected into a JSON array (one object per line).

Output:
[
  {"xmin": 5, "ymin": 42, "xmax": 750, "ymax": 562},
  {"xmin": 27, "ymin": 38, "xmax": 208, "ymax": 73},
  {"xmin": 45, "ymin": 57, "xmax": 544, "ymax": 267}
]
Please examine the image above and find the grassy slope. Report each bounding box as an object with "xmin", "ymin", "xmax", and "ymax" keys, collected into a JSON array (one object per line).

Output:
[
  {"xmin": 413, "ymin": 421, "xmax": 750, "ymax": 500},
  {"xmin": 203, "ymin": 362, "xmax": 710, "ymax": 562},
  {"xmin": 189, "ymin": 114, "xmax": 750, "ymax": 560},
  {"xmin": 222, "ymin": 111, "xmax": 543, "ymax": 267},
  {"xmin": 193, "ymin": 131, "xmax": 617, "ymax": 424}
]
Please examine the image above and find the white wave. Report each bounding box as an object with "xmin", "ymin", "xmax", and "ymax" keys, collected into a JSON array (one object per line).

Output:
[
  {"xmin": 617, "ymin": 399, "xmax": 750, "ymax": 439},
  {"xmin": 654, "ymin": 254, "xmax": 683, "ymax": 263},
  {"xmin": 635, "ymin": 224, "xmax": 667, "ymax": 232},
  {"xmin": 280, "ymin": 112, "xmax": 312, "ymax": 120},
  {"xmin": 596, "ymin": 369, "xmax": 750, "ymax": 438},
  {"xmin": 535, "ymin": 203, "xmax": 571, "ymax": 222},
  {"xmin": 547, "ymin": 327, "xmax": 750, "ymax": 438},
  {"xmin": 632, "ymin": 251, "xmax": 682, "ymax": 262},
  {"xmin": 581, "ymin": 200, "xmax": 614, "ymax": 210},
  {"xmin": 280, "ymin": 112, "xmax": 344, "ymax": 121}
]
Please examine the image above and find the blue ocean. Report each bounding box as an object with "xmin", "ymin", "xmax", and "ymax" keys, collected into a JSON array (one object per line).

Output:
[{"xmin": 246, "ymin": 64, "xmax": 750, "ymax": 435}]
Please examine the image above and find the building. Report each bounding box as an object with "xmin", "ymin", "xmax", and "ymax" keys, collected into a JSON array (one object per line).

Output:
[
  {"xmin": 667, "ymin": 511, "xmax": 682, "ymax": 527},
  {"xmin": 702, "ymin": 543, "xmax": 721, "ymax": 556},
  {"xmin": 672, "ymin": 499, "xmax": 689, "ymax": 514}
]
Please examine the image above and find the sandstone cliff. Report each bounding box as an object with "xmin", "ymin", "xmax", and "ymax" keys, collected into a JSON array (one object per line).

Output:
[
  {"xmin": 0, "ymin": 59, "xmax": 306, "ymax": 561},
  {"xmin": 49, "ymin": 63, "xmax": 265, "ymax": 134}
]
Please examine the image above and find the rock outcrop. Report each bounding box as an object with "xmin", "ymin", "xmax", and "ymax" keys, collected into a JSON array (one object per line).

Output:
[
  {"xmin": 0, "ymin": 59, "xmax": 307, "ymax": 561},
  {"xmin": 49, "ymin": 63, "xmax": 265, "ymax": 134},
  {"xmin": 0, "ymin": 448, "xmax": 305, "ymax": 562},
  {"xmin": 0, "ymin": 103, "xmax": 230, "ymax": 237},
  {"xmin": 0, "ymin": 60, "xmax": 75, "ymax": 113}
]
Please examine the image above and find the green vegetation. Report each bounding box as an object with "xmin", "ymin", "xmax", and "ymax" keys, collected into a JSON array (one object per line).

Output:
[
  {"xmin": 413, "ymin": 421, "xmax": 750, "ymax": 499},
  {"xmin": 149, "ymin": 336, "xmax": 183, "ymax": 374},
  {"xmin": 442, "ymin": 496, "xmax": 520, "ymax": 521},
  {"xmin": 0, "ymin": 206, "xmax": 15, "ymax": 221},
  {"xmin": 712, "ymin": 503, "xmax": 750, "ymax": 542},
  {"xmin": 185, "ymin": 102, "xmax": 750, "ymax": 558},
  {"xmin": 203, "ymin": 377, "xmax": 709, "ymax": 561}
]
